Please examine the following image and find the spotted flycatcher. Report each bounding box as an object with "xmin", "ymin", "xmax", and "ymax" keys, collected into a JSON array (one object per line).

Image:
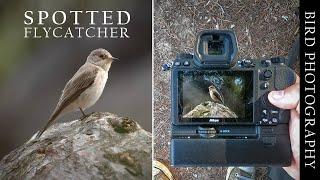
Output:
[{"xmin": 36, "ymin": 48, "xmax": 117, "ymax": 138}]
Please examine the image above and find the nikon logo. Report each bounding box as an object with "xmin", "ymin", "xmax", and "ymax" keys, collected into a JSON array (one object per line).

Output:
[{"xmin": 209, "ymin": 119, "xmax": 219, "ymax": 122}]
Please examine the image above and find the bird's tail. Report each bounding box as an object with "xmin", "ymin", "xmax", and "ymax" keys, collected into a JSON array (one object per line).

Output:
[{"xmin": 35, "ymin": 108, "xmax": 62, "ymax": 139}]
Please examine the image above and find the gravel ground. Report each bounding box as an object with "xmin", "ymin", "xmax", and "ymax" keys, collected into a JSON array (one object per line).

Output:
[{"xmin": 153, "ymin": 0, "xmax": 299, "ymax": 179}]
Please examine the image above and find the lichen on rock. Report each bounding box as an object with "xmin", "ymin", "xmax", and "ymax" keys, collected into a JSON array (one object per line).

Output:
[{"xmin": 109, "ymin": 117, "xmax": 138, "ymax": 133}]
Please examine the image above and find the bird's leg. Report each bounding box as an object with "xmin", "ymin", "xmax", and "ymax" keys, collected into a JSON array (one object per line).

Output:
[
  {"xmin": 79, "ymin": 107, "xmax": 86, "ymax": 116},
  {"xmin": 79, "ymin": 107, "xmax": 89, "ymax": 120}
]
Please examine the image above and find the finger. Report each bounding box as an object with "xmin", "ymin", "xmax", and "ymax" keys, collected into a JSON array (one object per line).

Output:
[
  {"xmin": 283, "ymin": 109, "xmax": 300, "ymax": 179},
  {"xmin": 296, "ymin": 102, "xmax": 300, "ymax": 114},
  {"xmin": 268, "ymin": 83, "xmax": 300, "ymax": 110},
  {"xmin": 289, "ymin": 110, "xmax": 300, "ymax": 162},
  {"xmin": 295, "ymin": 74, "xmax": 300, "ymax": 83}
]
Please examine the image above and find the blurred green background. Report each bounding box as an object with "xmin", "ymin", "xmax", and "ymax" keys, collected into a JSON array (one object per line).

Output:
[{"xmin": 0, "ymin": 0, "xmax": 151, "ymax": 158}]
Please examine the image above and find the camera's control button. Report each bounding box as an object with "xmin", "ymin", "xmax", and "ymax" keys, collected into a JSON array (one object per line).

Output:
[
  {"xmin": 260, "ymin": 82, "xmax": 269, "ymax": 90},
  {"xmin": 272, "ymin": 118, "xmax": 278, "ymax": 123},
  {"xmin": 174, "ymin": 62, "xmax": 181, "ymax": 66},
  {"xmin": 271, "ymin": 57, "xmax": 285, "ymax": 64},
  {"xmin": 183, "ymin": 61, "xmax": 190, "ymax": 66},
  {"xmin": 162, "ymin": 63, "xmax": 173, "ymax": 71},
  {"xmin": 262, "ymin": 118, "xmax": 268, "ymax": 123},
  {"xmin": 261, "ymin": 60, "xmax": 271, "ymax": 67},
  {"xmin": 263, "ymin": 70, "xmax": 272, "ymax": 79},
  {"xmin": 271, "ymin": 110, "xmax": 279, "ymax": 114},
  {"xmin": 261, "ymin": 109, "xmax": 268, "ymax": 118},
  {"xmin": 240, "ymin": 59, "xmax": 255, "ymax": 68},
  {"xmin": 262, "ymin": 109, "xmax": 268, "ymax": 116}
]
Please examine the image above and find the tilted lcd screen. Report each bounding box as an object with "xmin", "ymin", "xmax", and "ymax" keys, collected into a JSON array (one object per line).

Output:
[{"xmin": 178, "ymin": 70, "xmax": 253, "ymax": 123}]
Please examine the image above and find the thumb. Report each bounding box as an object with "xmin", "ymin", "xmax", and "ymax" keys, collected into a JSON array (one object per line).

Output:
[{"xmin": 268, "ymin": 83, "xmax": 300, "ymax": 110}]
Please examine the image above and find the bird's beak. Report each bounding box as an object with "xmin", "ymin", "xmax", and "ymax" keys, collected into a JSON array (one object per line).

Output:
[{"xmin": 111, "ymin": 56, "xmax": 119, "ymax": 60}]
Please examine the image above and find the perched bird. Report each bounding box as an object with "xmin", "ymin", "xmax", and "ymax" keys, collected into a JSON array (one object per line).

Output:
[
  {"xmin": 208, "ymin": 85, "xmax": 224, "ymax": 104},
  {"xmin": 36, "ymin": 48, "xmax": 117, "ymax": 138}
]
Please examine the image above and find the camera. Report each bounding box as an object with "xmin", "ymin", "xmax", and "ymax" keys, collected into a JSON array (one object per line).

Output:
[{"xmin": 170, "ymin": 30, "xmax": 296, "ymax": 166}]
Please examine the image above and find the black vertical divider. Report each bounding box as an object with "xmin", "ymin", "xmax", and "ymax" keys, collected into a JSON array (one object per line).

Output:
[{"xmin": 300, "ymin": 1, "xmax": 319, "ymax": 179}]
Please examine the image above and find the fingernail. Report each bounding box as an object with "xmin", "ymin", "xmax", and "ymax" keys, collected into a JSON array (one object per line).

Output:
[{"xmin": 270, "ymin": 90, "xmax": 285, "ymax": 99}]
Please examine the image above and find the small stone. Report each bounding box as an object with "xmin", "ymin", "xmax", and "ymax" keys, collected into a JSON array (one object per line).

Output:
[{"xmin": 281, "ymin": 15, "xmax": 289, "ymax": 21}]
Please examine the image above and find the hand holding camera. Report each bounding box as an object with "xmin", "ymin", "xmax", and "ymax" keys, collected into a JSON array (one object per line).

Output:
[
  {"xmin": 269, "ymin": 78, "xmax": 300, "ymax": 179},
  {"xmin": 170, "ymin": 30, "xmax": 296, "ymax": 166}
]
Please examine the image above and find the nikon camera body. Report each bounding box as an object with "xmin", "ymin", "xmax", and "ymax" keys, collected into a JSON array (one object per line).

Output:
[{"xmin": 170, "ymin": 30, "xmax": 296, "ymax": 166}]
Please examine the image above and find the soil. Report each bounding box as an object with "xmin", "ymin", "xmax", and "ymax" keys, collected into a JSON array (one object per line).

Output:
[{"xmin": 154, "ymin": 0, "xmax": 299, "ymax": 179}]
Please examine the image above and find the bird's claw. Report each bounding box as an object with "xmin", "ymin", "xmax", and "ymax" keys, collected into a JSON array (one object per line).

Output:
[{"xmin": 80, "ymin": 112, "xmax": 95, "ymax": 121}]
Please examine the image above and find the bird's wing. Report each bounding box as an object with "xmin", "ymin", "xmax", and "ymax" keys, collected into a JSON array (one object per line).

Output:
[
  {"xmin": 57, "ymin": 64, "xmax": 99, "ymax": 109},
  {"xmin": 213, "ymin": 90, "xmax": 224, "ymax": 104},
  {"xmin": 36, "ymin": 64, "xmax": 99, "ymax": 139}
]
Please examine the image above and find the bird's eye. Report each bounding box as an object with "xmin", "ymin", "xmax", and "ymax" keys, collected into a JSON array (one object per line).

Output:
[{"xmin": 99, "ymin": 54, "xmax": 106, "ymax": 59}]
